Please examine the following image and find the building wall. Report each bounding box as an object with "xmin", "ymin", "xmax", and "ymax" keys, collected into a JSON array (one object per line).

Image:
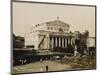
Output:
[
  {"xmin": 46, "ymin": 25, "xmax": 69, "ymax": 33},
  {"xmin": 25, "ymin": 31, "xmax": 39, "ymax": 49},
  {"xmin": 13, "ymin": 35, "xmax": 25, "ymax": 48},
  {"xmin": 46, "ymin": 20, "xmax": 70, "ymax": 33}
]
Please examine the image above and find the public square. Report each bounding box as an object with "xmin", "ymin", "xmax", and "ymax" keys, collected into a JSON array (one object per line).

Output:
[{"xmin": 13, "ymin": 54, "xmax": 96, "ymax": 74}]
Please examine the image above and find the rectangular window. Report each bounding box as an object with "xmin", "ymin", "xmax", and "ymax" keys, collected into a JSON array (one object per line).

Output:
[{"xmin": 47, "ymin": 27, "xmax": 49, "ymax": 30}]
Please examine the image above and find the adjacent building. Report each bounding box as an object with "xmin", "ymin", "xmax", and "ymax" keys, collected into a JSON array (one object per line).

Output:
[{"xmin": 13, "ymin": 34, "xmax": 25, "ymax": 48}]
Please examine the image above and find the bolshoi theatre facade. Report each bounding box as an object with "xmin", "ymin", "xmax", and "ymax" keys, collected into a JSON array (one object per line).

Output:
[{"xmin": 25, "ymin": 19, "xmax": 83, "ymax": 50}]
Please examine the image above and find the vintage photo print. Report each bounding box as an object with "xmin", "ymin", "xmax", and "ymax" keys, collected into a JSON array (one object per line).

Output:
[{"xmin": 12, "ymin": 0, "xmax": 96, "ymax": 74}]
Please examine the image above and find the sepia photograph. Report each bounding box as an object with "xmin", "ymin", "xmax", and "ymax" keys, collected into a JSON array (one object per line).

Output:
[{"xmin": 12, "ymin": 0, "xmax": 96, "ymax": 74}]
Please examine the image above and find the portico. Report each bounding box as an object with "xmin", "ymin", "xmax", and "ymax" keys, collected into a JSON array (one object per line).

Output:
[{"xmin": 45, "ymin": 32, "xmax": 74, "ymax": 50}]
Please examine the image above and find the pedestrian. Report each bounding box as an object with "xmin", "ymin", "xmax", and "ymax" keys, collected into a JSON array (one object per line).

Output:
[
  {"xmin": 40, "ymin": 66, "xmax": 43, "ymax": 72},
  {"xmin": 46, "ymin": 57, "xmax": 48, "ymax": 60},
  {"xmin": 40, "ymin": 58, "xmax": 43, "ymax": 63},
  {"xmin": 46, "ymin": 65, "xmax": 48, "ymax": 72},
  {"xmin": 74, "ymin": 50, "xmax": 78, "ymax": 57}
]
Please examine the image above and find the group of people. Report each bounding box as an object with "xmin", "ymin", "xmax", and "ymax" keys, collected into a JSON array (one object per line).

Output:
[{"xmin": 40, "ymin": 58, "xmax": 48, "ymax": 72}]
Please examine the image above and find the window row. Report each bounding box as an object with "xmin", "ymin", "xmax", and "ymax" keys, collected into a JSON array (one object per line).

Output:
[{"xmin": 47, "ymin": 26, "xmax": 69, "ymax": 31}]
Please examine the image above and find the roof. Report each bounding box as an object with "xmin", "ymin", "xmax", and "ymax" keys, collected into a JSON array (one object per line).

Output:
[
  {"xmin": 46, "ymin": 20, "xmax": 70, "ymax": 27},
  {"xmin": 34, "ymin": 20, "xmax": 70, "ymax": 27}
]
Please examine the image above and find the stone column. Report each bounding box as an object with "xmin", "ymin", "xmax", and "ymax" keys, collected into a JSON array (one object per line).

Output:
[
  {"xmin": 71, "ymin": 38, "xmax": 73, "ymax": 46},
  {"xmin": 52, "ymin": 37, "xmax": 54, "ymax": 49},
  {"xmin": 47, "ymin": 34, "xmax": 50, "ymax": 49},
  {"xmin": 68, "ymin": 37, "xmax": 70, "ymax": 45},
  {"xmin": 57, "ymin": 37, "xmax": 58, "ymax": 47},
  {"xmin": 59, "ymin": 37, "xmax": 61, "ymax": 47},
  {"xmin": 65, "ymin": 38, "xmax": 67, "ymax": 48},
  {"xmin": 55, "ymin": 37, "xmax": 58, "ymax": 47}
]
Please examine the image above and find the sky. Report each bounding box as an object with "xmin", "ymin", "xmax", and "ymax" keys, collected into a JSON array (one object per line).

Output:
[{"xmin": 12, "ymin": 1, "xmax": 96, "ymax": 37}]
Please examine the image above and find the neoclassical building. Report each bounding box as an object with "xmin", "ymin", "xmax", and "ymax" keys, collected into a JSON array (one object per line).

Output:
[{"xmin": 25, "ymin": 19, "xmax": 84, "ymax": 50}]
